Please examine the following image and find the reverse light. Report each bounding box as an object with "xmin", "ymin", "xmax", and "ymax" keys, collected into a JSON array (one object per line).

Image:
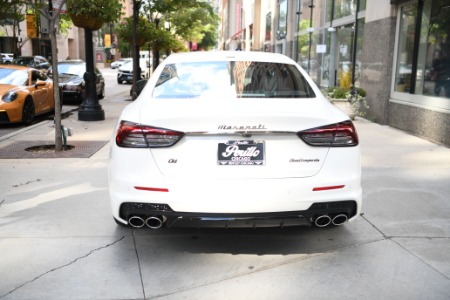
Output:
[
  {"xmin": 2, "ymin": 91, "xmax": 18, "ymax": 103},
  {"xmin": 116, "ymin": 120, "xmax": 184, "ymax": 148},
  {"xmin": 297, "ymin": 121, "xmax": 358, "ymax": 147}
]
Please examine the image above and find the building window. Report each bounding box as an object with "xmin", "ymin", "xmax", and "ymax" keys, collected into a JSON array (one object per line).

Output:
[
  {"xmin": 326, "ymin": 0, "xmax": 367, "ymax": 22},
  {"xmin": 393, "ymin": 0, "xmax": 450, "ymax": 109},
  {"xmin": 417, "ymin": 0, "xmax": 450, "ymax": 99},
  {"xmin": 277, "ymin": 0, "xmax": 288, "ymax": 39},
  {"xmin": 394, "ymin": 4, "xmax": 416, "ymax": 93},
  {"xmin": 265, "ymin": 12, "xmax": 272, "ymax": 43}
]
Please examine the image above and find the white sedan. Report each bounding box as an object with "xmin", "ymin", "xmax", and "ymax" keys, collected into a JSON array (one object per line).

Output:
[
  {"xmin": 111, "ymin": 58, "xmax": 132, "ymax": 69},
  {"xmin": 108, "ymin": 51, "xmax": 362, "ymax": 229}
]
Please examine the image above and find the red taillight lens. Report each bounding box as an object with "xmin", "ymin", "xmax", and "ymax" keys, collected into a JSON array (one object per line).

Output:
[
  {"xmin": 116, "ymin": 121, "xmax": 184, "ymax": 148},
  {"xmin": 297, "ymin": 121, "xmax": 358, "ymax": 147}
]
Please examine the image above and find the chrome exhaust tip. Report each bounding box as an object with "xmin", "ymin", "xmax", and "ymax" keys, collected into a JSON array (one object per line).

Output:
[
  {"xmin": 332, "ymin": 214, "xmax": 348, "ymax": 226},
  {"xmin": 128, "ymin": 216, "xmax": 145, "ymax": 228},
  {"xmin": 314, "ymin": 215, "xmax": 332, "ymax": 227},
  {"xmin": 145, "ymin": 216, "xmax": 163, "ymax": 229}
]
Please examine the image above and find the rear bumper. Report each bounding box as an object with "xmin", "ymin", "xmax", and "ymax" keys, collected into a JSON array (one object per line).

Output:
[{"xmin": 116, "ymin": 200, "xmax": 358, "ymax": 228}]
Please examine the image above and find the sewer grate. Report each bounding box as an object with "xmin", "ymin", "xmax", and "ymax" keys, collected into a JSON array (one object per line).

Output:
[{"xmin": 0, "ymin": 141, "xmax": 109, "ymax": 159}]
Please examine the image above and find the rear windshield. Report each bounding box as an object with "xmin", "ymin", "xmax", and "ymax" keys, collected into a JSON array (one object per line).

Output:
[{"xmin": 153, "ymin": 61, "xmax": 315, "ymax": 98}]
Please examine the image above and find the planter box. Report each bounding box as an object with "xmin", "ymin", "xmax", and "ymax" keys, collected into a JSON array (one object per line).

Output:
[{"xmin": 329, "ymin": 98, "xmax": 356, "ymax": 120}]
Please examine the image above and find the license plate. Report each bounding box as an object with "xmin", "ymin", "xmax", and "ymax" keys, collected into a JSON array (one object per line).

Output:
[
  {"xmin": 127, "ymin": 76, "xmax": 133, "ymax": 80},
  {"xmin": 218, "ymin": 140, "xmax": 264, "ymax": 165}
]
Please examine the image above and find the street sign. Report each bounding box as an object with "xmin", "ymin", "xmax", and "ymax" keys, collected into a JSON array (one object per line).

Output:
[{"xmin": 52, "ymin": 0, "xmax": 67, "ymax": 14}]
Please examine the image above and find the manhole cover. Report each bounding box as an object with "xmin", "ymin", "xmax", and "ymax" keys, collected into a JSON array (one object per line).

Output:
[{"xmin": 25, "ymin": 145, "xmax": 75, "ymax": 153}]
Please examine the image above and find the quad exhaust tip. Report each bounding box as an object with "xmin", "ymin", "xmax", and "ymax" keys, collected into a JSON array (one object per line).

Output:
[
  {"xmin": 314, "ymin": 215, "xmax": 332, "ymax": 227},
  {"xmin": 145, "ymin": 216, "xmax": 163, "ymax": 229},
  {"xmin": 332, "ymin": 214, "xmax": 348, "ymax": 226},
  {"xmin": 128, "ymin": 216, "xmax": 145, "ymax": 228}
]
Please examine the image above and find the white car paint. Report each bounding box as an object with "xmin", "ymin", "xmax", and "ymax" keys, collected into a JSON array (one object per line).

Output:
[{"xmin": 109, "ymin": 51, "xmax": 362, "ymax": 229}]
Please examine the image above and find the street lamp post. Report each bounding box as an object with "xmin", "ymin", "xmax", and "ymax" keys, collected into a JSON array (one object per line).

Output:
[
  {"xmin": 78, "ymin": 28, "xmax": 105, "ymax": 121},
  {"xmin": 307, "ymin": 0, "xmax": 314, "ymax": 74},
  {"xmin": 351, "ymin": 0, "xmax": 360, "ymax": 88}
]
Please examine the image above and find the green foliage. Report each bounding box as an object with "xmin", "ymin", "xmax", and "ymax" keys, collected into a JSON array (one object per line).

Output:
[
  {"xmin": 327, "ymin": 86, "xmax": 348, "ymax": 99},
  {"xmin": 67, "ymin": 0, "xmax": 123, "ymax": 24},
  {"xmin": 116, "ymin": 17, "xmax": 155, "ymax": 46},
  {"xmin": 339, "ymin": 70, "xmax": 352, "ymax": 89},
  {"xmin": 116, "ymin": 16, "xmax": 186, "ymax": 52},
  {"xmin": 326, "ymin": 86, "xmax": 366, "ymax": 100},
  {"xmin": 197, "ymin": 29, "xmax": 218, "ymax": 50},
  {"xmin": 0, "ymin": 0, "xmax": 25, "ymax": 27},
  {"xmin": 142, "ymin": 0, "xmax": 218, "ymax": 49},
  {"xmin": 326, "ymin": 86, "xmax": 368, "ymax": 117},
  {"xmin": 59, "ymin": 14, "xmax": 73, "ymax": 35}
]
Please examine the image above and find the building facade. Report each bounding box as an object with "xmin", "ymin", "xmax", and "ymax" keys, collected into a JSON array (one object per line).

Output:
[
  {"xmin": 220, "ymin": 0, "xmax": 450, "ymax": 146},
  {"xmin": 0, "ymin": 1, "xmax": 135, "ymax": 65}
]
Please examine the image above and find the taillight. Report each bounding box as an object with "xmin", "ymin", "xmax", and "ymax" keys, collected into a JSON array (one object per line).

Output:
[
  {"xmin": 297, "ymin": 121, "xmax": 358, "ymax": 147},
  {"xmin": 116, "ymin": 121, "xmax": 184, "ymax": 148}
]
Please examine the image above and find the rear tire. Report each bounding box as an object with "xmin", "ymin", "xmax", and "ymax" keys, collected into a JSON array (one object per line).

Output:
[{"xmin": 22, "ymin": 98, "xmax": 35, "ymax": 125}]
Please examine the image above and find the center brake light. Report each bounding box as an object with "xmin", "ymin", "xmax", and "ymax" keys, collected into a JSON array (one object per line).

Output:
[
  {"xmin": 297, "ymin": 121, "xmax": 358, "ymax": 147},
  {"xmin": 116, "ymin": 121, "xmax": 184, "ymax": 148}
]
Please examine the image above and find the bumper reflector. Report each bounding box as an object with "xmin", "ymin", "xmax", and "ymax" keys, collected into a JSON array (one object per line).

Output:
[
  {"xmin": 313, "ymin": 185, "xmax": 345, "ymax": 191},
  {"xmin": 134, "ymin": 186, "xmax": 169, "ymax": 192}
]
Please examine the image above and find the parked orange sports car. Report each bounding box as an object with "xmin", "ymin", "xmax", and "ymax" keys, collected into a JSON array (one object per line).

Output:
[{"xmin": 0, "ymin": 65, "xmax": 56, "ymax": 124}]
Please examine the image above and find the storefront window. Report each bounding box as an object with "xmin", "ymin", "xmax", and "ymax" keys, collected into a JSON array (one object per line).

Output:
[
  {"xmin": 277, "ymin": 0, "xmax": 287, "ymax": 39},
  {"xmin": 416, "ymin": 0, "xmax": 450, "ymax": 99},
  {"xmin": 327, "ymin": 0, "xmax": 367, "ymax": 21},
  {"xmin": 394, "ymin": 4, "xmax": 416, "ymax": 93},
  {"xmin": 395, "ymin": 0, "xmax": 450, "ymax": 99}
]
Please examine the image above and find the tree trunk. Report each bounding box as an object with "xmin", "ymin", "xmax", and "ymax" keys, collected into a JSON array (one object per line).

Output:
[{"xmin": 50, "ymin": 19, "xmax": 63, "ymax": 151}]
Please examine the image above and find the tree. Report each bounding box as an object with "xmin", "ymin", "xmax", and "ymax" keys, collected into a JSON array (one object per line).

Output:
[
  {"xmin": 116, "ymin": 16, "xmax": 155, "ymax": 47},
  {"xmin": 116, "ymin": 16, "xmax": 185, "ymax": 52},
  {"xmin": 26, "ymin": 0, "xmax": 66, "ymax": 151},
  {"xmin": 0, "ymin": 0, "xmax": 26, "ymax": 57},
  {"xmin": 141, "ymin": 0, "xmax": 217, "ymax": 69},
  {"xmin": 170, "ymin": 6, "xmax": 219, "ymax": 50}
]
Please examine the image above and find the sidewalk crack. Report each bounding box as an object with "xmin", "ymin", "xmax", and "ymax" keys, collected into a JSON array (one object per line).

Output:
[
  {"xmin": 0, "ymin": 236, "xmax": 125, "ymax": 299},
  {"xmin": 362, "ymin": 214, "xmax": 450, "ymax": 280}
]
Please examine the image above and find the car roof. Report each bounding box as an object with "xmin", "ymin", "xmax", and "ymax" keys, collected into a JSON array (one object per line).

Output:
[
  {"xmin": 0, "ymin": 64, "xmax": 34, "ymax": 71},
  {"xmin": 164, "ymin": 51, "xmax": 295, "ymax": 64},
  {"xmin": 59, "ymin": 60, "xmax": 85, "ymax": 64},
  {"xmin": 14, "ymin": 55, "xmax": 47, "ymax": 60}
]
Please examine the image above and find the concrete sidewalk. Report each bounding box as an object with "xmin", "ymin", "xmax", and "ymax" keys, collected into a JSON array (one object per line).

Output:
[
  {"xmin": 0, "ymin": 93, "xmax": 449, "ymax": 299},
  {"xmin": 0, "ymin": 96, "xmax": 129, "ymax": 158}
]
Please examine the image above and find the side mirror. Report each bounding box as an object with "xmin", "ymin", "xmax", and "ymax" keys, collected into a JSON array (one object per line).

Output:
[{"xmin": 35, "ymin": 81, "xmax": 46, "ymax": 88}]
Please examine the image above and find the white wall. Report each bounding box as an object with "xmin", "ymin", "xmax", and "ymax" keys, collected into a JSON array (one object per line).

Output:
[{"xmin": 365, "ymin": 0, "xmax": 396, "ymax": 23}]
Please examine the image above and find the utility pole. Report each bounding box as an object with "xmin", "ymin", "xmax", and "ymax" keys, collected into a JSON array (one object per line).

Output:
[
  {"xmin": 78, "ymin": 27, "xmax": 105, "ymax": 121},
  {"xmin": 131, "ymin": 0, "xmax": 141, "ymax": 100},
  {"xmin": 307, "ymin": 0, "xmax": 314, "ymax": 74},
  {"xmin": 328, "ymin": 0, "xmax": 337, "ymax": 87},
  {"xmin": 351, "ymin": 0, "xmax": 361, "ymax": 88}
]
